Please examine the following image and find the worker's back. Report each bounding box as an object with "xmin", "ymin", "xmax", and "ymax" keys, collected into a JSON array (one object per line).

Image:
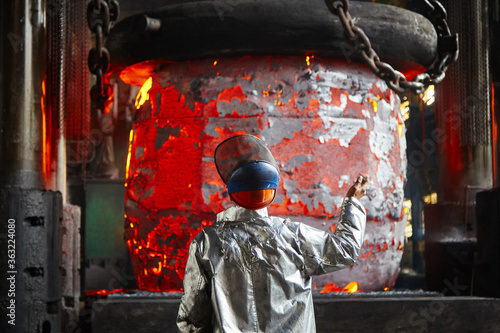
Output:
[{"xmin": 178, "ymin": 201, "xmax": 365, "ymax": 333}]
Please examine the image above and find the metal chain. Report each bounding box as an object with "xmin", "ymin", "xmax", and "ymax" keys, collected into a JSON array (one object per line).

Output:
[
  {"xmin": 87, "ymin": 0, "xmax": 120, "ymax": 111},
  {"xmin": 325, "ymin": 0, "xmax": 459, "ymax": 94}
]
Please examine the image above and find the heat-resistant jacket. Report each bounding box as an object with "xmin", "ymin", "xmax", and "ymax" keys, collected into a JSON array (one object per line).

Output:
[{"xmin": 177, "ymin": 197, "xmax": 366, "ymax": 333}]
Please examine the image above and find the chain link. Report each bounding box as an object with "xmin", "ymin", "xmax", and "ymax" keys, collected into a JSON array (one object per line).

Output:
[
  {"xmin": 87, "ymin": 0, "xmax": 120, "ymax": 111},
  {"xmin": 325, "ymin": 0, "xmax": 459, "ymax": 94}
]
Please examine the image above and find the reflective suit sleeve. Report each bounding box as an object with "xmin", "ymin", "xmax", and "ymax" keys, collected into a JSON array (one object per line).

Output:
[
  {"xmin": 294, "ymin": 197, "xmax": 366, "ymax": 276},
  {"xmin": 177, "ymin": 239, "xmax": 213, "ymax": 333}
]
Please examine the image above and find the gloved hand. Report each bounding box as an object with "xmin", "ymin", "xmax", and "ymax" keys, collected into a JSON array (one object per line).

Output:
[{"xmin": 346, "ymin": 175, "xmax": 369, "ymax": 200}]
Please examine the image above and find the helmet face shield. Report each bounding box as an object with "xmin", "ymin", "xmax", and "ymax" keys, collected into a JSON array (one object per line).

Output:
[{"xmin": 214, "ymin": 135, "xmax": 279, "ymax": 184}]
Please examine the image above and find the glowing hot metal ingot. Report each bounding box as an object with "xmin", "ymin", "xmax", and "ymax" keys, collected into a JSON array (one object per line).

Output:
[{"xmin": 108, "ymin": 0, "xmax": 438, "ymax": 292}]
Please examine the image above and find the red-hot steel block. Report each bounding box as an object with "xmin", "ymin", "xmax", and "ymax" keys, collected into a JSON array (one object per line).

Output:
[{"xmin": 124, "ymin": 56, "xmax": 407, "ymax": 292}]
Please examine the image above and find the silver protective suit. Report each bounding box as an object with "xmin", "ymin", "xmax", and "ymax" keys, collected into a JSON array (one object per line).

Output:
[{"xmin": 177, "ymin": 197, "xmax": 366, "ymax": 333}]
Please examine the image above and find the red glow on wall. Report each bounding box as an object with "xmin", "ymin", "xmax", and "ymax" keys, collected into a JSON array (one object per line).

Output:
[
  {"xmin": 444, "ymin": 114, "xmax": 463, "ymax": 172},
  {"xmin": 41, "ymin": 79, "xmax": 49, "ymax": 178},
  {"xmin": 41, "ymin": 77, "xmax": 56, "ymax": 187}
]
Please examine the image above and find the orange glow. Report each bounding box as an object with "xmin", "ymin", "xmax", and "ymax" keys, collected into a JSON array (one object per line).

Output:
[
  {"xmin": 85, "ymin": 289, "xmax": 128, "ymax": 297},
  {"xmin": 384, "ymin": 287, "xmax": 390, "ymax": 291},
  {"xmin": 152, "ymin": 262, "xmax": 162, "ymax": 274},
  {"xmin": 40, "ymin": 78, "xmax": 52, "ymax": 185},
  {"xmin": 135, "ymin": 77, "xmax": 153, "ymax": 109},
  {"xmin": 342, "ymin": 281, "xmax": 359, "ymax": 293},
  {"xmin": 41, "ymin": 79, "xmax": 47, "ymax": 177},
  {"xmin": 398, "ymin": 123, "xmax": 403, "ymax": 137},
  {"xmin": 422, "ymin": 85, "xmax": 435, "ymax": 105},
  {"xmin": 368, "ymin": 98, "xmax": 378, "ymax": 113},
  {"xmin": 320, "ymin": 281, "xmax": 359, "ymax": 293},
  {"xmin": 213, "ymin": 60, "xmax": 218, "ymax": 66},
  {"xmin": 320, "ymin": 283, "xmax": 341, "ymax": 293},
  {"xmin": 125, "ymin": 129, "xmax": 134, "ymax": 180},
  {"xmin": 305, "ymin": 55, "xmax": 314, "ymax": 73}
]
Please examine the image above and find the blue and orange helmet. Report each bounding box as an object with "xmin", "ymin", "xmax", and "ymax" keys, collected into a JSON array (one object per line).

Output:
[{"xmin": 215, "ymin": 135, "xmax": 280, "ymax": 210}]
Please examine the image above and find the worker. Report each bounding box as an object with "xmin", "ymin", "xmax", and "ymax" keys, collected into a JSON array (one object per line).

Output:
[{"xmin": 177, "ymin": 134, "xmax": 368, "ymax": 332}]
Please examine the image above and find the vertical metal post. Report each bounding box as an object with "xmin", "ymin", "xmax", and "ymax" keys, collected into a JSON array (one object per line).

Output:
[
  {"xmin": 491, "ymin": 0, "xmax": 500, "ymax": 188},
  {"xmin": 56, "ymin": 0, "xmax": 67, "ymax": 202},
  {"xmin": 425, "ymin": 0, "xmax": 493, "ymax": 294},
  {"xmin": 434, "ymin": 0, "xmax": 493, "ymax": 202},
  {"xmin": 0, "ymin": 0, "xmax": 46, "ymax": 189},
  {"xmin": 0, "ymin": 1, "xmax": 66, "ymax": 332}
]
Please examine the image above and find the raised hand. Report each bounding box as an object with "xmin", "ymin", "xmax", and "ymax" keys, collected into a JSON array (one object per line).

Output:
[{"xmin": 346, "ymin": 175, "xmax": 369, "ymax": 200}]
